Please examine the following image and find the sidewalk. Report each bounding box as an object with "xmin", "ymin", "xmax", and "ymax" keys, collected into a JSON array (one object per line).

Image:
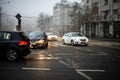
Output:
[{"xmin": 89, "ymin": 38, "xmax": 120, "ymax": 48}]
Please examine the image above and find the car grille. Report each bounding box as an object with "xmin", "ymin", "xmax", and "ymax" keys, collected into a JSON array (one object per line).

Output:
[{"xmin": 80, "ymin": 39, "xmax": 86, "ymax": 41}]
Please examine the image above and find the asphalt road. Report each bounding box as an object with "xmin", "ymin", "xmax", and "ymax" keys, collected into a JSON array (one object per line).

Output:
[{"xmin": 0, "ymin": 40, "xmax": 120, "ymax": 80}]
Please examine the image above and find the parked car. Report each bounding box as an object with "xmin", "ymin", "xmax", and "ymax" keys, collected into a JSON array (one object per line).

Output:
[
  {"xmin": 28, "ymin": 31, "xmax": 48, "ymax": 48},
  {"xmin": 0, "ymin": 31, "xmax": 31, "ymax": 61},
  {"xmin": 62, "ymin": 32, "xmax": 89, "ymax": 46},
  {"xmin": 46, "ymin": 32, "xmax": 58, "ymax": 41}
]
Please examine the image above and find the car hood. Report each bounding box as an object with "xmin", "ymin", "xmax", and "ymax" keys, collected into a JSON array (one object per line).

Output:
[
  {"xmin": 72, "ymin": 36, "xmax": 88, "ymax": 40},
  {"xmin": 48, "ymin": 35, "xmax": 57, "ymax": 37}
]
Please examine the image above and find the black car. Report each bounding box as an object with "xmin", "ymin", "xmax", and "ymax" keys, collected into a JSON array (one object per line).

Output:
[
  {"xmin": 0, "ymin": 31, "xmax": 31, "ymax": 61},
  {"xmin": 28, "ymin": 31, "xmax": 48, "ymax": 48}
]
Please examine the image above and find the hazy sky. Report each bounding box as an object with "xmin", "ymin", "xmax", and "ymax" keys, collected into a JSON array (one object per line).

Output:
[{"xmin": 2, "ymin": 0, "xmax": 81, "ymax": 17}]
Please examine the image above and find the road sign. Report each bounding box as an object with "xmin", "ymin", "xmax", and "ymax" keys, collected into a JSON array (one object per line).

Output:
[
  {"xmin": 15, "ymin": 13, "xmax": 22, "ymax": 19},
  {"xmin": 16, "ymin": 25, "xmax": 21, "ymax": 31}
]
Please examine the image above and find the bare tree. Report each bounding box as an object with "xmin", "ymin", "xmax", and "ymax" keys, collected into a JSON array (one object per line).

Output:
[
  {"xmin": 37, "ymin": 13, "xmax": 51, "ymax": 32},
  {"xmin": 68, "ymin": 2, "xmax": 82, "ymax": 32}
]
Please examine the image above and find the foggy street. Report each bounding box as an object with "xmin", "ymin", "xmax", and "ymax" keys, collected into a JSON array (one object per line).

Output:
[
  {"xmin": 0, "ymin": 40, "xmax": 120, "ymax": 80},
  {"xmin": 0, "ymin": 0, "xmax": 120, "ymax": 80}
]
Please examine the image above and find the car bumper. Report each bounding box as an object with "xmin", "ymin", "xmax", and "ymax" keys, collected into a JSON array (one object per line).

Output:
[
  {"xmin": 31, "ymin": 42, "xmax": 45, "ymax": 48},
  {"xmin": 19, "ymin": 46, "xmax": 31, "ymax": 56},
  {"xmin": 48, "ymin": 37, "xmax": 58, "ymax": 41},
  {"xmin": 74, "ymin": 41, "xmax": 88, "ymax": 45}
]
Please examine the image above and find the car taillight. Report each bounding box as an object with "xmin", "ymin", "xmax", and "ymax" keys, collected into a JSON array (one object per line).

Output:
[{"xmin": 19, "ymin": 40, "xmax": 28, "ymax": 45}]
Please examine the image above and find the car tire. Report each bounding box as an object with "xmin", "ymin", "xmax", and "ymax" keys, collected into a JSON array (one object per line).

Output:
[
  {"xmin": 62, "ymin": 40, "xmax": 65, "ymax": 45},
  {"xmin": 85, "ymin": 44, "xmax": 88, "ymax": 46},
  {"xmin": 71, "ymin": 40, "xmax": 74, "ymax": 46},
  {"xmin": 45, "ymin": 43, "xmax": 48, "ymax": 48},
  {"xmin": 6, "ymin": 49, "xmax": 18, "ymax": 61}
]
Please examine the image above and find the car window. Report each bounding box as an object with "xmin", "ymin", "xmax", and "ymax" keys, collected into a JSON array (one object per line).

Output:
[
  {"xmin": 0, "ymin": 32, "xmax": 12, "ymax": 40},
  {"xmin": 71, "ymin": 33, "xmax": 84, "ymax": 37},
  {"xmin": 29, "ymin": 32, "xmax": 44, "ymax": 37},
  {"xmin": 19, "ymin": 32, "xmax": 30, "ymax": 41}
]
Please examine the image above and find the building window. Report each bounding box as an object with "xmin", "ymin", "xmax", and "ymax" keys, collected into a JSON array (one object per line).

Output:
[
  {"xmin": 87, "ymin": 0, "xmax": 89, "ymax": 3},
  {"xmin": 113, "ymin": 9, "xmax": 119, "ymax": 15},
  {"xmin": 113, "ymin": 0, "xmax": 119, "ymax": 3},
  {"xmin": 104, "ymin": 0, "xmax": 108, "ymax": 5}
]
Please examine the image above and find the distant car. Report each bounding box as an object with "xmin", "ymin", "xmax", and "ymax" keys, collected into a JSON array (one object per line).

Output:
[
  {"xmin": 0, "ymin": 31, "xmax": 31, "ymax": 61},
  {"xmin": 62, "ymin": 32, "xmax": 89, "ymax": 46},
  {"xmin": 28, "ymin": 31, "xmax": 48, "ymax": 48},
  {"xmin": 25, "ymin": 31, "xmax": 31, "ymax": 37},
  {"xmin": 46, "ymin": 33, "xmax": 58, "ymax": 41}
]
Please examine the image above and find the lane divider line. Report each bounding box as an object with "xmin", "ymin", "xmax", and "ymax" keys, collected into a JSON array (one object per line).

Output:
[
  {"xmin": 76, "ymin": 69, "xmax": 92, "ymax": 80},
  {"xmin": 22, "ymin": 67, "xmax": 51, "ymax": 71},
  {"xmin": 77, "ymin": 69, "xmax": 105, "ymax": 72}
]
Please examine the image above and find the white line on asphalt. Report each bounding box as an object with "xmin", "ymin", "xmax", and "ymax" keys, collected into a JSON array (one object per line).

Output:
[
  {"xmin": 86, "ymin": 49, "xmax": 93, "ymax": 52},
  {"xmin": 55, "ymin": 53, "xmax": 74, "ymax": 56},
  {"xmin": 97, "ymin": 52, "xmax": 108, "ymax": 54},
  {"xmin": 90, "ymin": 52, "xmax": 108, "ymax": 55},
  {"xmin": 59, "ymin": 60, "xmax": 69, "ymax": 68},
  {"xmin": 76, "ymin": 69, "xmax": 92, "ymax": 80},
  {"xmin": 22, "ymin": 67, "xmax": 51, "ymax": 71},
  {"xmin": 77, "ymin": 69, "xmax": 105, "ymax": 72}
]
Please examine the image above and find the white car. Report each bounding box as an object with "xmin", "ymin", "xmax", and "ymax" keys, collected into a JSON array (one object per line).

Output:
[
  {"xmin": 62, "ymin": 32, "xmax": 89, "ymax": 46},
  {"xmin": 46, "ymin": 33, "xmax": 58, "ymax": 41}
]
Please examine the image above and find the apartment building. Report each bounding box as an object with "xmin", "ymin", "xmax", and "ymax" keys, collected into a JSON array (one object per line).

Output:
[
  {"xmin": 81, "ymin": 0, "xmax": 120, "ymax": 38},
  {"xmin": 52, "ymin": 0, "xmax": 73, "ymax": 36},
  {"xmin": 99, "ymin": 0, "xmax": 120, "ymax": 38}
]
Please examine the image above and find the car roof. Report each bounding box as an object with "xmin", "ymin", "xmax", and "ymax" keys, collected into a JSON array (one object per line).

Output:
[
  {"xmin": 0, "ymin": 30, "xmax": 20, "ymax": 33},
  {"xmin": 65, "ymin": 32, "xmax": 79, "ymax": 34}
]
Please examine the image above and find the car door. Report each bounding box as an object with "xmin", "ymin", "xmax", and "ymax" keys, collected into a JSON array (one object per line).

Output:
[
  {"xmin": 0, "ymin": 32, "xmax": 11, "ymax": 53},
  {"xmin": 67, "ymin": 33, "xmax": 72, "ymax": 44},
  {"xmin": 63, "ymin": 33, "xmax": 69, "ymax": 44},
  {"xmin": 0, "ymin": 32, "xmax": 4, "ymax": 53}
]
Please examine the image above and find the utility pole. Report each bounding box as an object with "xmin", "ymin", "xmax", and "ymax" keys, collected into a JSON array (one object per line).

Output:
[{"xmin": 15, "ymin": 13, "xmax": 22, "ymax": 31}]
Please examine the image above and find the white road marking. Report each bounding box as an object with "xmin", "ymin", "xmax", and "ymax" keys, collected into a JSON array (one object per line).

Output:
[
  {"xmin": 86, "ymin": 49, "xmax": 93, "ymax": 52},
  {"xmin": 59, "ymin": 60, "xmax": 69, "ymax": 68},
  {"xmin": 22, "ymin": 67, "xmax": 51, "ymax": 71},
  {"xmin": 77, "ymin": 69, "xmax": 105, "ymax": 72},
  {"xmin": 76, "ymin": 69, "xmax": 92, "ymax": 80},
  {"xmin": 35, "ymin": 57, "xmax": 60, "ymax": 60},
  {"xmin": 59, "ymin": 59, "xmax": 105, "ymax": 80},
  {"xmin": 55, "ymin": 53, "xmax": 74, "ymax": 56},
  {"xmin": 90, "ymin": 52, "xmax": 108, "ymax": 55}
]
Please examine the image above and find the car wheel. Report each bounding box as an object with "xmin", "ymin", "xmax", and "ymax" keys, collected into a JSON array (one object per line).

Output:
[
  {"xmin": 71, "ymin": 40, "xmax": 74, "ymax": 46},
  {"xmin": 6, "ymin": 49, "xmax": 18, "ymax": 61},
  {"xmin": 45, "ymin": 43, "xmax": 48, "ymax": 48},
  {"xmin": 62, "ymin": 40, "xmax": 65, "ymax": 45},
  {"xmin": 85, "ymin": 44, "xmax": 88, "ymax": 46}
]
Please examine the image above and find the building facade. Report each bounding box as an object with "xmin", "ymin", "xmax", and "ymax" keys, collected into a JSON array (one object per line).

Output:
[
  {"xmin": 81, "ymin": 0, "xmax": 120, "ymax": 38},
  {"xmin": 99, "ymin": 0, "xmax": 120, "ymax": 38},
  {"xmin": 53, "ymin": 0, "xmax": 73, "ymax": 36}
]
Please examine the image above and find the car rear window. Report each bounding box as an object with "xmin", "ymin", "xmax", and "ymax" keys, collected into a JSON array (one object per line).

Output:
[
  {"xmin": 0, "ymin": 32, "xmax": 12, "ymax": 40},
  {"xmin": 19, "ymin": 32, "xmax": 30, "ymax": 41}
]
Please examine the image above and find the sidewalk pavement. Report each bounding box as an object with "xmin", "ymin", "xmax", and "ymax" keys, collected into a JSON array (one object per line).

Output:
[{"xmin": 87, "ymin": 38, "xmax": 120, "ymax": 48}]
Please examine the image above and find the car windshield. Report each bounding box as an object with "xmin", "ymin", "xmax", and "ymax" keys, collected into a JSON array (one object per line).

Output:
[
  {"xmin": 29, "ymin": 32, "xmax": 44, "ymax": 37},
  {"xmin": 71, "ymin": 33, "xmax": 84, "ymax": 37},
  {"xmin": 46, "ymin": 33, "xmax": 55, "ymax": 36}
]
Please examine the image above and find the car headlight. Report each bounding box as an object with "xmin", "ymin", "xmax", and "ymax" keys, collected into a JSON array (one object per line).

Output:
[{"xmin": 86, "ymin": 38, "xmax": 89, "ymax": 42}]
